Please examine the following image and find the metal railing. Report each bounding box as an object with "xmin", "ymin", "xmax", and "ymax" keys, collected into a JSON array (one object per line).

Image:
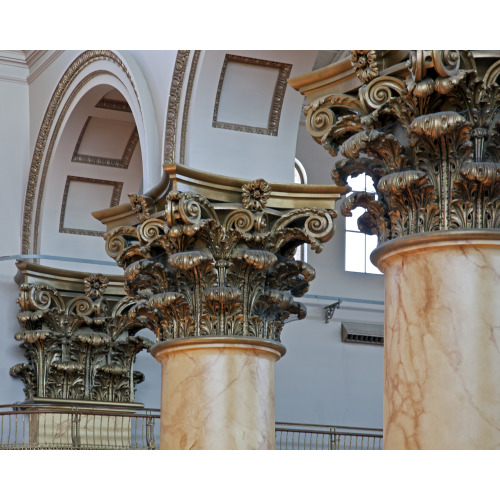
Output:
[
  {"xmin": 0, "ymin": 405, "xmax": 382, "ymax": 450},
  {"xmin": 274, "ymin": 422, "xmax": 383, "ymax": 450},
  {"xmin": 0, "ymin": 404, "xmax": 161, "ymax": 450}
]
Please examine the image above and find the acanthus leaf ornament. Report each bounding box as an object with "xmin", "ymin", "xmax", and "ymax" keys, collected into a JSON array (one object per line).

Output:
[
  {"xmin": 300, "ymin": 50, "xmax": 500, "ymax": 244},
  {"xmin": 11, "ymin": 274, "xmax": 152, "ymax": 403},
  {"xmin": 103, "ymin": 185, "xmax": 337, "ymax": 344}
]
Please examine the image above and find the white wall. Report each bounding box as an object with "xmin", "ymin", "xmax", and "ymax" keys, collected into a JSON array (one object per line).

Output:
[
  {"xmin": 186, "ymin": 50, "xmax": 317, "ymax": 182},
  {"xmin": 0, "ymin": 61, "xmax": 33, "ymax": 403},
  {"xmin": 274, "ymin": 120, "xmax": 385, "ymax": 429}
]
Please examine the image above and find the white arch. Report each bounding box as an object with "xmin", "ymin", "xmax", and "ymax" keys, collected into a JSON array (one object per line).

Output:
[{"xmin": 22, "ymin": 50, "xmax": 160, "ymax": 254}]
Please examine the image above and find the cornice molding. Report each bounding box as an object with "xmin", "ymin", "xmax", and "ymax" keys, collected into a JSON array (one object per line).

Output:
[
  {"xmin": 0, "ymin": 51, "xmax": 63, "ymax": 84},
  {"xmin": 0, "ymin": 50, "xmax": 29, "ymax": 84},
  {"xmin": 26, "ymin": 50, "xmax": 64, "ymax": 84}
]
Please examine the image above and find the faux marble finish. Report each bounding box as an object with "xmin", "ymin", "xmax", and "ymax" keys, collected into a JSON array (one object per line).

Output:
[
  {"xmin": 28, "ymin": 413, "xmax": 131, "ymax": 448},
  {"xmin": 372, "ymin": 230, "xmax": 500, "ymax": 449},
  {"xmin": 151, "ymin": 337, "xmax": 285, "ymax": 450}
]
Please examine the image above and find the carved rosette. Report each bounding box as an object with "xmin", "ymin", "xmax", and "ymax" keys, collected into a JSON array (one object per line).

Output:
[
  {"xmin": 10, "ymin": 277, "xmax": 153, "ymax": 402},
  {"xmin": 104, "ymin": 186, "xmax": 336, "ymax": 344},
  {"xmin": 303, "ymin": 50, "xmax": 500, "ymax": 244},
  {"xmin": 351, "ymin": 50, "xmax": 379, "ymax": 84}
]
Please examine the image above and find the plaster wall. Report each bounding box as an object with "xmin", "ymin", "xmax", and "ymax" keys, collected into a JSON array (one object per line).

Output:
[
  {"xmin": 0, "ymin": 72, "xmax": 33, "ymax": 403},
  {"xmin": 186, "ymin": 50, "xmax": 318, "ymax": 182},
  {"xmin": 274, "ymin": 121, "xmax": 385, "ymax": 429}
]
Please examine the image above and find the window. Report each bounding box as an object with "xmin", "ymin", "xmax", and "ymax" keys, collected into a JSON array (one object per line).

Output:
[
  {"xmin": 294, "ymin": 159, "xmax": 307, "ymax": 262},
  {"xmin": 345, "ymin": 173, "xmax": 381, "ymax": 274}
]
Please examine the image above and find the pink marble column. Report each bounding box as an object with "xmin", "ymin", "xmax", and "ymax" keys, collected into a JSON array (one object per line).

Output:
[
  {"xmin": 372, "ymin": 230, "xmax": 500, "ymax": 449},
  {"xmin": 150, "ymin": 337, "xmax": 285, "ymax": 450}
]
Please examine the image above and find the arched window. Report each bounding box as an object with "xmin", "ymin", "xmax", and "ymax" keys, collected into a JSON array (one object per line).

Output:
[
  {"xmin": 294, "ymin": 158, "xmax": 307, "ymax": 262},
  {"xmin": 345, "ymin": 173, "xmax": 381, "ymax": 274}
]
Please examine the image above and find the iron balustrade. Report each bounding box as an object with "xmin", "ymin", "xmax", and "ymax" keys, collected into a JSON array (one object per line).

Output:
[{"xmin": 0, "ymin": 405, "xmax": 382, "ymax": 450}]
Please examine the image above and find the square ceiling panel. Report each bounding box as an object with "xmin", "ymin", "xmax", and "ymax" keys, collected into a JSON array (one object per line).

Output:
[
  {"xmin": 72, "ymin": 116, "xmax": 138, "ymax": 168},
  {"xmin": 212, "ymin": 54, "xmax": 292, "ymax": 136},
  {"xmin": 59, "ymin": 176, "xmax": 123, "ymax": 236}
]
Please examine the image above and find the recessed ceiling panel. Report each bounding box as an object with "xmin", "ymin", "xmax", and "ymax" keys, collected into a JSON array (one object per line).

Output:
[
  {"xmin": 212, "ymin": 54, "xmax": 292, "ymax": 136},
  {"xmin": 59, "ymin": 176, "xmax": 123, "ymax": 236},
  {"xmin": 72, "ymin": 117, "xmax": 138, "ymax": 168}
]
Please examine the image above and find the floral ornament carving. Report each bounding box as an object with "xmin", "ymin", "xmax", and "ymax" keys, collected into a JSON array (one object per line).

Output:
[
  {"xmin": 83, "ymin": 274, "xmax": 109, "ymax": 299},
  {"xmin": 103, "ymin": 188, "xmax": 337, "ymax": 344},
  {"xmin": 302, "ymin": 50, "xmax": 500, "ymax": 244},
  {"xmin": 10, "ymin": 281, "xmax": 153, "ymax": 402},
  {"xmin": 129, "ymin": 194, "xmax": 152, "ymax": 223},
  {"xmin": 351, "ymin": 50, "xmax": 379, "ymax": 84},
  {"xmin": 241, "ymin": 179, "xmax": 272, "ymax": 212}
]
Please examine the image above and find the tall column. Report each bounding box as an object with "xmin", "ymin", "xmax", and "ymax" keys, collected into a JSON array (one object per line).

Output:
[
  {"xmin": 97, "ymin": 166, "xmax": 343, "ymax": 449},
  {"xmin": 299, "ymin": 50, "xmax": 500, "ymax": 449}
]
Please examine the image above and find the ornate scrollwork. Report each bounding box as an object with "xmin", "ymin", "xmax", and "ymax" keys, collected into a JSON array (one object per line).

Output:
[
  {"xmin": 103, "ymin": 186, "xmax": 337, "ymax": 344},
  {"xmin": 301, "ymin": 50, "xmax": 500, "ymax": 244},
  {"xmin": 351, "ymin": 50, "xmax": 379, "ymax": 84},
  {"xmin": 11, "ymin": 275, "xmax": 153, "ymax": 402},
  {"xmin": 129, "ymin": 194, "xmax": 153, "ymax": 223}
]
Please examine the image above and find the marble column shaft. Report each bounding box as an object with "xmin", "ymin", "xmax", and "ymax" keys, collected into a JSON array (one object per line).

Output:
[
  {"xmin": 151, "ymin": 337, "xmax": 285, "ymax": 450},
  {"xmin": 373, "ymin": 230, "xmax": 500, "ymax": 449}
]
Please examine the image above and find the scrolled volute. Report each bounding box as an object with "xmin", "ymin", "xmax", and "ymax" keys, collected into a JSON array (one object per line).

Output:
[
  {"xmin": 359, "ymin": 76, "xmax": 407, "ymax": 110},
  {"xmin": 12, "ymin": 271, "xmax": 154, "ymax": 403}
]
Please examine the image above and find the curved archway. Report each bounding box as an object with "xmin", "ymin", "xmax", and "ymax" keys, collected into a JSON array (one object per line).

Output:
[{"xmin": 22, "ymin": 50, "xmax": 159, "ymax": 255}]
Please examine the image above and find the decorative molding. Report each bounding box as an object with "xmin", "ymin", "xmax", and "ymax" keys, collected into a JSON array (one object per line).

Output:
[
  {"xmin": 95, "ymin": 97, "xmax": 132, "ymax": 113},
  {"xmin": 180, "ymin": 50, "xmax": 201, "ymax": 165},
  {"xmin": 164, "ymin": 50, "xmax": 190, "ymax": 164},
  {"xmin": 0, "ymin": 50, "xmax": 29, "ymax": 84},
  {"xmin": 11, "ymin": 262, "xmax": 153, "ymax": 403},
  {"xmin": 324, "ymin": 300, "xmax": 341, "ymax": 323},
  {"xmin": 22, "ymin": 50, "xmax": 139, "ymax": 255},
  {"xmin": 71, "ymin": 116, "xmax": 139, "ymax": 169},
  {"xmin": 299, "ymin": 50, "xmax": 500, "ymax": 245},
  {"xmin": 104, "ymin": 185, "xmax": 337, "ymax": 343},
  {"xmin": 26, "ymin": 51, "xmax": 63, "ymax": 84},
  {"xmin": 59, "ymin": 176, "xmax": 123, "ymax": 237},
  {"xmin": 212, "ymin": 54, "xmax": 292, "ymax": 136},
  {"xmin": 92, "ymin": 163, "xmax": 347, "ymax": 233},
  {"xmin": 341, "ymin": 322, "xmax": 384, "ymax": 345}
]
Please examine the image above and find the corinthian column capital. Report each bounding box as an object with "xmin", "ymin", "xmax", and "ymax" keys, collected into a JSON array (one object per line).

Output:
[
  {"xmin": 96, "ymin": 164, "xmax": 345, "ymax": 346},
  {"xmin": 293, "ymin": 50, "xmax": 500, "ymax": 245}
]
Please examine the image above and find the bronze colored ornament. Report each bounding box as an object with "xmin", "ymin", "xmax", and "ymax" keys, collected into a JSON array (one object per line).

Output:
[
  {"xmin": 350, "ymin": 50, "xmax": 379, "ymax": 84},
  {"xmin": 83, "ymin": 274, "xmax": 110, "ymax": 299},
  {"xmin": 103, "ymin": 183, "xmax": 337, "ymax": 344},
  {"xmin": 301, "ymin": 50, "xmax": 500, "ymax": 244},
  {"xmin": 11, "ymin": 276, "xmax": 153, "ymax": 403},
  {"xmin": 241, "ymin": 179, "xmax": 272, "ymax": 212}
]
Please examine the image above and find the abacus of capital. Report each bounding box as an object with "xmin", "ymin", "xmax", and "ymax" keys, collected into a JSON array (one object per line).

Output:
[
  {"xmin": 292, "ymin": 50, "xmax": 500, "ymax": 449},
  {"xmin": 94, "ymin": 164, "xmax": 346, "ymax": 449}
]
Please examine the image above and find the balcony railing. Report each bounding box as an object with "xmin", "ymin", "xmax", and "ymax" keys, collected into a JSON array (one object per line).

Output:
[
  {"xmin": 0, "ymin": 404, "xmax": 382, "ymax": 450},
  {"xmin": 275, "ymin": 422, "xmax": 383, "ymax": 450}
]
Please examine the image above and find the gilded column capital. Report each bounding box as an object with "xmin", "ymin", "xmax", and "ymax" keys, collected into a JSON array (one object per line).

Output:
[
  {"xmin": 103, "ymin": 169, "xmax": 341, "ymax": 345},
  {"xmin": 299, "ymin": 50, "xmax": 500, "ymax": 244},
  {"xmin": 11, "ymin": 262, "xmax": 153, "ymax": 403}
]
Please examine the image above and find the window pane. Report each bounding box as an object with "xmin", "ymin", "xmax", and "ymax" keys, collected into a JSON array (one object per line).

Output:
[
  {"xmin": 345, "ymin": 206, "xmax": 366, "ymax": 232},
  {"xmin": 365, "ymin": 175, "xmax": 376, "ymax": 193},
  {"xmin": 347, "ymin": 173, "xmax": 366, "ymax": 192},
  {"xmin": 365, "ymin": 234, "xmax": 382, "ymax": 274},
  {"xmin": 345, "ymin": 231, "xmax": 366, "ymax": 273}
]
